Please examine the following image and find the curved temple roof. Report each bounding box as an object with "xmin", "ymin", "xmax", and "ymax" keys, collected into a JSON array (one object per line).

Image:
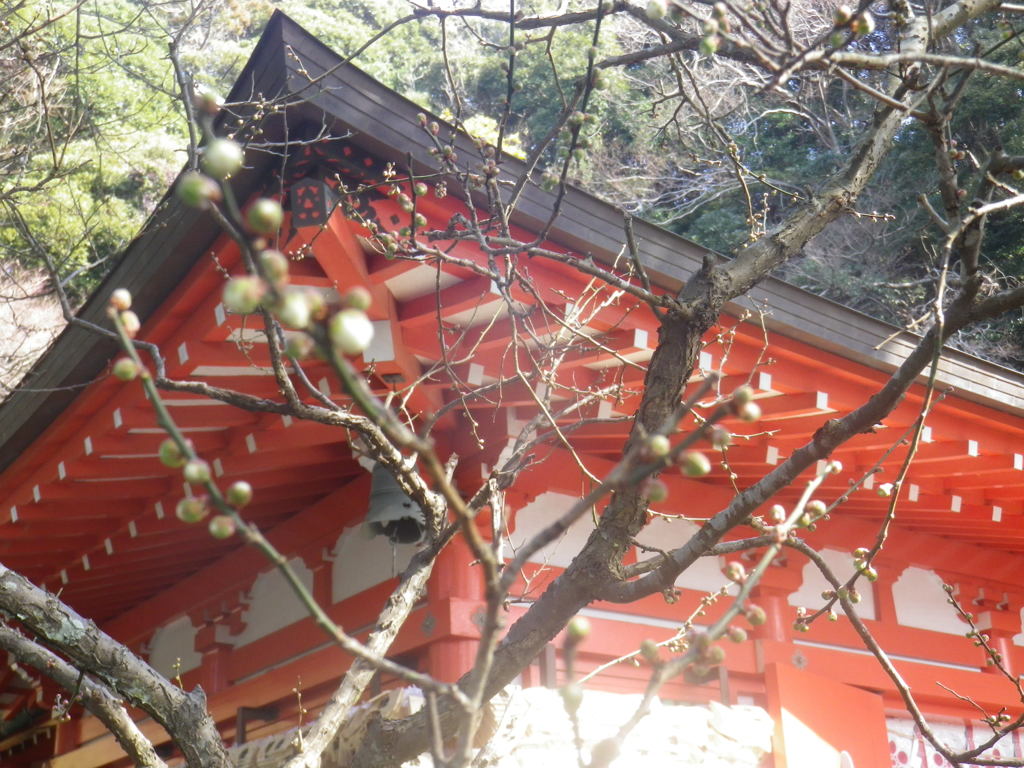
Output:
[
  {"xmin": 0, "ymin": 9, "xmax": 1020, "ymax": 607},
  {"xmin": 1, "ymin": 11, "xmax": 1023, "ymax": 765},
  {"xmin": 2, "ymin": 13, "xmax": 1023, "ymax": 480}
]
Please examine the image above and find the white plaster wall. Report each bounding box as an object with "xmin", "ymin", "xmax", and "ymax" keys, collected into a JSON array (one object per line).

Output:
[
  {"xmin": 507, "ymin": 491, "xmax": 593, "ymax": 568},
  {"xmin": 148, "ymin": 614, "xmax": 201, "ymax": 678},
  {"xmin": 332, "ymin": 525, "xmax": 417, "ymax": 603},
  {"xmin": 789, "ymin": 548, "xmax": 877, "ymax": 620},
  {"xmin": 1013, "ymin": 608, "xmax": 1024, "ymax": 647},
  {"xmin": 891, "ymin": 566, "xmax": 964, "ymax": 635},
  {"xmin": 508, "ymin": 494, "xmax": 732, "ymax": 593},
  {"xmin": 230, "ymin": 558, "xmax": 315, "ymax": 647},
  {"xmin": 634, "ymin": 515, "xmax": 734, "ymax": 593}
]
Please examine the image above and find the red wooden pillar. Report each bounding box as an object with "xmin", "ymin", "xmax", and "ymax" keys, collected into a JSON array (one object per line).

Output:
[
  {"xmin": 976, "ymin": 610, "xmax": 1018, "ymax": 677},
  {"xmin": 301, "ymin": 547, "xmax": 334, "ymax": 607},
  {"xmin": 195, "ymin": 621, "xmax": 233, "ymax": 696},
  {"xmin": 871, "ymin": 555, "xmax": 900, "ymax": 624},
  {"xmin": 749, "ymin": 561, "xmax": 803, "ymax": 667},
  {"xmin": 53, "ymin": 713, "xmax": 82, "ymax": 755},
  {"xmin": 426, "ymin": 535, "xmax": 485, "ymax": 682}
]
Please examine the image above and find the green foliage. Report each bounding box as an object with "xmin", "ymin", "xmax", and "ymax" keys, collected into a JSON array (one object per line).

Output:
[
  {"xmin": 269, "ymin": 0, "xmax": 445, "ymax": 106},
  {"xmin": 1, "ymin": 0, "xmax": 187, "ymax": 300}
]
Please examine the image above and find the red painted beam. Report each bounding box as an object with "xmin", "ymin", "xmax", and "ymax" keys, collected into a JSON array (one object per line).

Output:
[{"xmin": 101, "ymin": 474, "xmax": 370, "ymax": 644}]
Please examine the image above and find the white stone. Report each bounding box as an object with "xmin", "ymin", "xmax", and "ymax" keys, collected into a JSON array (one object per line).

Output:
[{"xmin": 403, "ymin": 687, "xmax": 773, "ymax": 767}]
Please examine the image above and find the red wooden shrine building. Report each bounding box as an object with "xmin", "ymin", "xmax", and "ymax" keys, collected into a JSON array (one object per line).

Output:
[{"xmin": 2, "ymin": 11, "xmax": 1024, "ymax": 768}]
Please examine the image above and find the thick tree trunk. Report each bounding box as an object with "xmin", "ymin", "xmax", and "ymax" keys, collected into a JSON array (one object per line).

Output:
[{"xmin": 0, "ymin": 566, "xmax": 230, "ymax": 768}]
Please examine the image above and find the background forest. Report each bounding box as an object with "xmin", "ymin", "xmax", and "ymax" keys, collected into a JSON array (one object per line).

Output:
[{"xmin": 3, "ymin": 0, "xmax": 1024, "ymax": 395}]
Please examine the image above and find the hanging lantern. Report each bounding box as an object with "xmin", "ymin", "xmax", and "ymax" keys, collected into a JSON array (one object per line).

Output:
[
  {"xmin": 366, "ymin": 463, "xmax": 425, "ymax": 544},
  {"xmin": 289, "ymin": 176, "xmax": 336, "ymax": 227}
]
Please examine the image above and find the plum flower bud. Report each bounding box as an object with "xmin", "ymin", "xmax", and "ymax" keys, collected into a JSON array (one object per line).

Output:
[
  {"xmin": 226, "ymin": 480, "xmax": 253, "ymax": 508},
  {"xmin": 176, "ymin": 171, "xmax": 221, "ymax": 207},
  {"xmin": 109, "ymin": 288, "xmax": 132, "ymax": 311},
  {"xmin": 646, "ymin": 0, "xmax": 667, "ymax": 19},
  {"xmin": 222, "ymin": 276, "xmax": 266, "ymax": 315},
  {"xmin": 853, "ymin": 11, "xmax": 875, "ymax": 36},
  {"xmin": 704, "ymin": 645, "xmax": 726, "ymax": 664},
  {"xmin": 646, "ymin": 434, "xmax": 671, "ymax": 458},
  {"xmin": 342, "ymin": 286, "xmax": 373, "ymax": 311},
  {"xmin": 159, "ymin": 438, "xmax": 189, "ymax": 468},
  {"xmin": 200, "ymin": 138, "xmax": 243, "ymax": 179},
  {"xmin": 329, "ymin": 308, "xmax": 374, "ymax": 356},
  {"xmin": 183, "ymin": 459, "xmax": 211, "ymax": 485},
  {"xmin": 259, "ymin": 249, "xmax": 290, "ymax": 283},
  {"xmin": 275, "ymin": 288, "xmax": 313, "ymax": 330},
  {"xmin": 834, "ymin": 4, "xmax": 852, "ymax": 24},
  {"xmin": 860, "ymin": 564, "xmax": 879, "ymax": 582},
  {"xmin": 737, "ymin": 401, "xmax": 761, "ymax": 422},
  {"xmin": 560, "ymin": 682, "xmax": 583, "ymax": 714},
  {"xmin": 120, "ymin": 311, "xmax": 141, "ymax": 338},
  {"xmin": 591, "ymin": 739, "xmax": 620, "ymax": 766},
  {"xmin": 680, "ymin": 450, "xmax": 711, "ymax": 477},
  {"xmin": 639, "ymin": 639, "xmax": 661, "ymax": 663},
  {"xmin": 112, "ymin": 357, "xmax": 139, "ymax": 381},
  {"xmin": 722, "ymin": 561, "xmax": 746, "ymax": 582},
  {"xmin": 566, "ymin": 616, "xmax": 591, "ymax": 641},
  {"xmin": 247, "ymin": 198, "xmax": 283, "ymax": 235},
  {"xmin": 805, "ymin": 499, "xmax": 827, "ymax": 518},
  {"xmin": 745, "ymin": 604, "xmax": 767, "ymax": 626},
  {"xmin": 709, "ymin": 426, "xmax": 731, "ymax": 449},
  {"xmin": 192, "ymin": 88, "xmax": 223, "ymax": 116},
  {"xmin": 699, "ymin": 34, "xmax": 720, "ymax": 55},
  {"xmin": 643, "ymin": 478, "xmax": 669, "ymax": 503},
  {"xmin": 208, "ymin": 514, "xmax": 237, "ymax": 539},
  {"xmin": 176, "ymin": 496, "xmax": 209, "ymax": 523},
  {"xmin": 727, "ymin": 626, "xmax": 747, "ymax": 643},
  {"xmin": 731, "ymin": 385, "xmax": 755, "ymax": 406},
  {"xmin": 285, "ymin": 333, "xmax": 315, "ymax": 359}
]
